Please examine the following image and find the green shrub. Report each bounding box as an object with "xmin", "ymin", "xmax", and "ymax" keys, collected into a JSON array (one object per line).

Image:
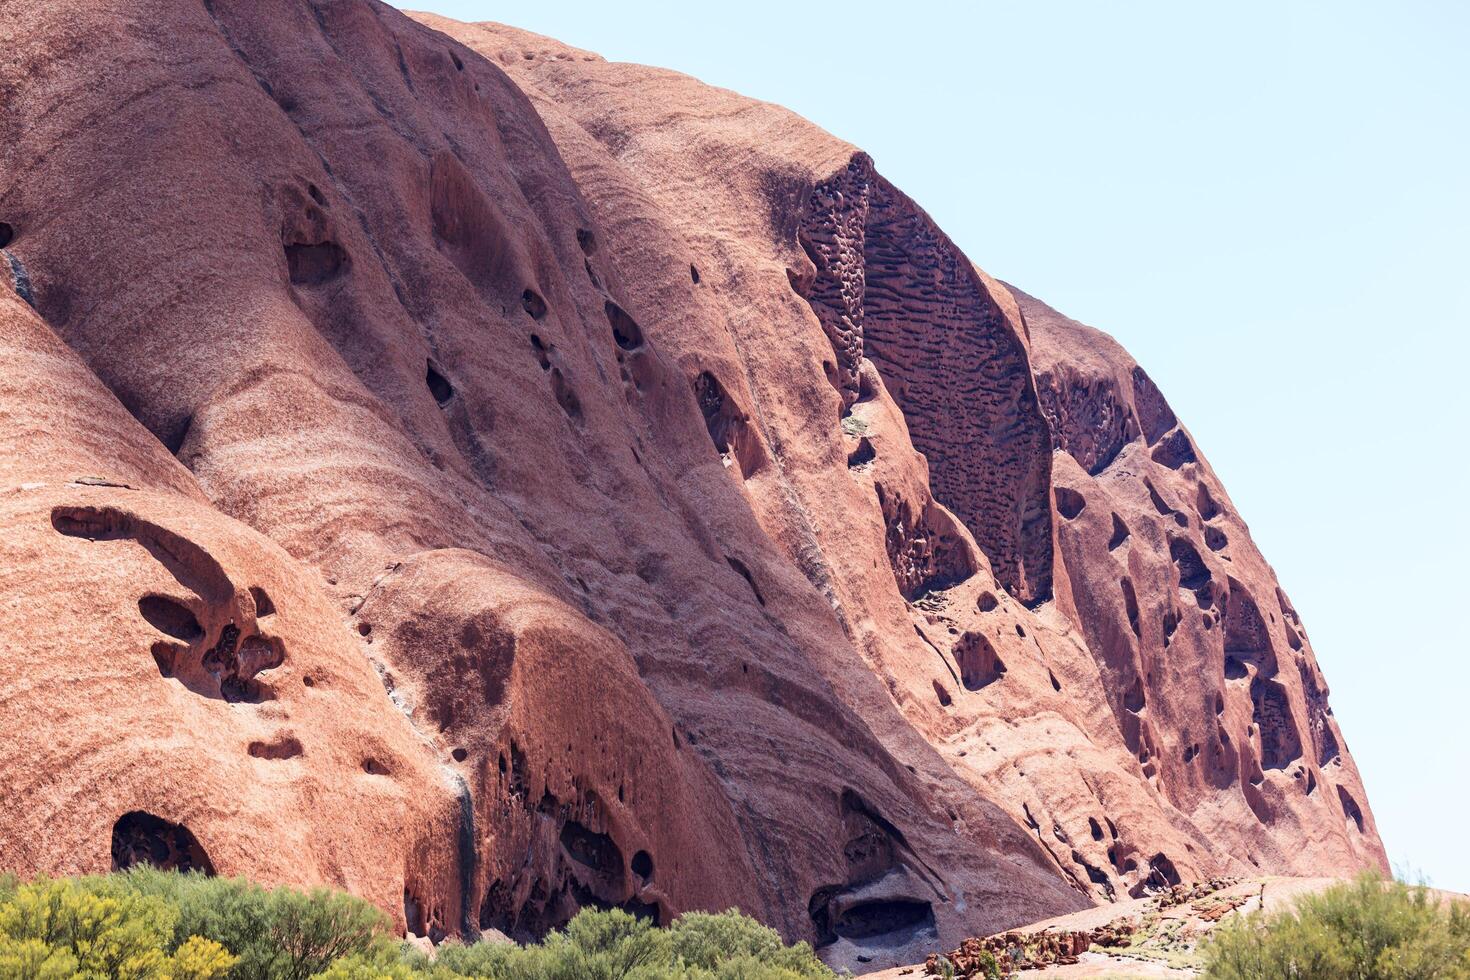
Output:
[
  {"xmin": 0, "ymin": 871, "xmax": 834, "ymax": 979},
  {"xmin": 119, "ymin": 867, "xmax": 392, "ymax": 980},
  {"xmin": 667, "ymin": 909, "xmax": 830, "ymax": 978},
  {"xmin": 429, "ymin": 906, "xmax": 835, "ymax": 979},
  {"xmin": 0, "ymin": 875, "xmax": 235, "ymax": 979},
  {"xmin": 1202, "ymin": 872, "xmax": 1470, "ymax": 980}
]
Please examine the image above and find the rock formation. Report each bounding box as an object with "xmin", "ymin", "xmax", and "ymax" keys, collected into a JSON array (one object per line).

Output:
[{"xmin": 0, "ymin": 1, "xmax": 1383, "ymax": 971}]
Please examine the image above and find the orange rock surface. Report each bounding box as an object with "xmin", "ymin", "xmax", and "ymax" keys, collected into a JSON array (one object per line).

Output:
[{"xmin": 0, "ymin": 2, "xmax": 1383, "ymax": 971}]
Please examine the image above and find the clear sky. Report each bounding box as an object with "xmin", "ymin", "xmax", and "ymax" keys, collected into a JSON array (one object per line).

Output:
[{"xmin": 395, "ymin": 1, "xmax": 1470, "ymax": 892}]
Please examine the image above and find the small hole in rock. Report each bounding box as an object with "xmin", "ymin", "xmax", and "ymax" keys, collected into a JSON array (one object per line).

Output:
[
  {"xmin": 551, "ymin": 368, "xmax": 582, "ymax": 420},
  {"xmin": 955, "ymin": 631, "xmax": 1006, "ymax": 691},
  {"xmin": 303, "ymin": 675, "xmax": 315, "ymax": 688},
  {"xmin": 362, "ymin": 758, "xmax": 390, "ymax": 775},
  {"xmin": 846, "ymin": 437, "xmax": 875, "ymax": 468},
  {"xmin": 576, "ymin": 229, "xmax": 597, "ymax": 254},
  {"xmin": 689, "ymin": 264, "xmax": 700, "ymax": 284},
  {"xmin": 138, "ymin": 595, "xmax": 203, "ymax": 643},
  {"xmin": 977, "ymin": 592, "xmax": 999, "ymax": 612},
  {"xmin": 357, "ymin": 622, "xmax": 372, "ymax": 636},
  {"xmin": 933, "ymin": 679, "xmax": 952, "ymax": 706},
  {"xmin": 151, "ymin": 643, "xmax": 177, "ymax": 678},
  {"xmin": 285, "ymin": 241, "xmax": 347, "ymax": 286},
  {"xmin": 307, "ymin": 184, "xmax": 327, "ymax": 206},
  {"xmin": 631, "ymin": 850, "xmax": 654, "ymax": 881},
  {"xmin": 249, "ymin": 735, "xmax": 304, "ymax": 760},
  {"xmin": 250, "ymin": 586, "xmax": 275, "ymax": 617},
  {"xmin": 604, "ymin": 300, "xmax": 644, "ymax": 351},
  {"xmin": 426, "ymin": 362, "xmax": 454, "ymax": 405},
  {"xmin": 452, "ymin": 747, "xmax": 468, "ymax": 762},
  {"xmin": 529, "ymin": 334, "xmax": 552, "ymax": 370},
  {"xmin": 0, "ymin": 223, "xmax": 13, "ymax": 248},
  {"xmin": 1049, "ymin": 669, "xmax": 1062, "ymax": 692},
  {"xmin": 725, "ymin": 555, "xmax": 765, "ymax": 606},
  {"xmin": 521, "ymin": 288, "xmax": 547, "ymax": 319},
  {"xmin": 449, "ymin": 49, "xmax": 464, "ymax": 70}
]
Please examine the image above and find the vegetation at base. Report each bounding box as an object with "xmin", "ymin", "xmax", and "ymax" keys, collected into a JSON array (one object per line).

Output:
[
  {"xmin": 1202, "ymin": 872, "xmax": 1470, "ymax": 979},
  {"xmin": 0, "ymin": 869, "xmax": 837, "ymax": 979}
]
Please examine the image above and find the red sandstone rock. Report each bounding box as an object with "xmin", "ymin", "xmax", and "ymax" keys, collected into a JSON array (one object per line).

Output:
[{"xmin": 0, "ymin": 2, "xmax": 1383, "ymax": 973}]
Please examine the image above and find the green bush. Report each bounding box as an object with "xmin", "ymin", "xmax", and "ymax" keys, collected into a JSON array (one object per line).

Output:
[
  {"xmin": 1202, "ymin": 872, "xmax": 1470, "ymax": 980},
  {"xmin": 429, "ymin": 907, "xmax": 835, "ymax": 980},
  {"xmin": 119, "ymin": 867, "xmax": 392, "ymax": 980},
  {"xmin": 0, "ymin": 871, "xmax": 835, "ymax": 979},
  {"xmin": 0, "ymin": 874, "xmax": 236, "ymax": 979}
]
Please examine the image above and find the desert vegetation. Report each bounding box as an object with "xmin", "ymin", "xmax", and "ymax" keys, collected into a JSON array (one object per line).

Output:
[
  {"xmin": 1203, "ymin": 873, "xmax": 1470, "ymax": 979},
  {"xmin": 0, "ymin": 869, "xmax": 835, "ymax": 979}
]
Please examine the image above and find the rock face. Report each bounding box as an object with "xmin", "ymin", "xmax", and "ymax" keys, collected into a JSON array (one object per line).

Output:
[{"xmin": 0, "ymin": 0, "xmax": 1383, "ymax": 971}]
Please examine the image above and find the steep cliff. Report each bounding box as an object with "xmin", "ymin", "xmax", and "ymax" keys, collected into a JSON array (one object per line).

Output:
[{"xmin": 0, "ymin": 1, "xmax": 1383, "ymax": 971}]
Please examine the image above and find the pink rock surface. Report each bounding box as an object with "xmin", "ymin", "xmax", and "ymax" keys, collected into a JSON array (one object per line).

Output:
[{"xmin": 0, "ymin": 2, "xmax": 1383, "ymax": 971}]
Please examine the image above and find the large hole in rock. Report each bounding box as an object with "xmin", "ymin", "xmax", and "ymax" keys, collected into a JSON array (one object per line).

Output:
[
  {"xmin": 604, "ymin": 300, "xmax": 644, "ymax": 351},
  {"xmin": 847, "ymin": 437, "xmax": 876, "ymax": 468},
  {"xmin": 1169, "ymin": 537, "xmax": 1210, "ymax": 592},
  {"xmin": 551, "ymin": 368, "xmax": 582, "ymax": 421},
  {"xmin": 1131, "ymin": 367, "xmax": 1177, "ymax": 444},
  {"xmin": 1251, "ymin": 675, "xmax": 1302, "ymax": 770},
  {"xmin": 833, "ymin": 900, "xmax": 935, "ymax": 941},
  {"xmin": 112, "ymin": 811, "xmax": 214, "ymax": 874},
  {"xmin": 1074, "ymin": 851, "xmax": 1116, "ymax": 898},
  {"xmin": 559, "ymin": 820, "xmax": 623, "ymax": 878},
  {"xmin": 1130, "ymin": 853, "xmax": 1181, "ymax": 896},
  {"xmin": 1054, "ymin": 486, "xmax": 1086, "ymax": 520},
  {"xmin": 521, "ymin": 288, "xmax": 547, "ymax": 320},
  {"xmin": 0, "ymin": 222, "xmax": 13, "ymax": 248},
  {"xmin": 1121, "ymin": 577, "xmax": 1141, "ymax": 638},
  {"xmin": 1338, "ymin": 786, "xmax": 1365, "ymax": 833},
  {"xmin": 692, "ymin": 371, "xmax": 762, "ymax": 478},
  {"xmin": 954, "ymin": 631, "xmax": 1005, "ymax": 691},
  {"xmin": 1150, "ymin": 428, "xmax": 1197, "ymax": 469},
  {"xmin": 138, "ymin": 595, "xmax": 203, "ymax": 643},
  {"xmin": 1223, "ymin": 579, "xmax": 1271, "ymax": 661},
  {"xmin": 250, "ymin": 586, "xmax": 275, "ymax": 618},
  {"xmin": 426, "ymin": 362, "xmax": 454, "ymax": 405},
  {"xmin": 875, "ymin": 484, "xmax": 976, "ymax": 601},
  {"xmin": 1197, "ymin": 484, "xmax": 1221, "ymax": 520},
  {"xmin": 1297, "ymin": 660, "xmax": 1340, "ymax": 765},
  {"xmin": 285, "ymin": 241, "xmax": 347, "ymax": 286},
  {"xmin": 1108, "ymin": 513, "xmax": 1130, "ymax": 550}
]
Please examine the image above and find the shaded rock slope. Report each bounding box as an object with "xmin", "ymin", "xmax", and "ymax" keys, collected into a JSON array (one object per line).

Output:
[{"xmin": 0, "ymin": 1, "xmax": 1384, "ymax": 971}]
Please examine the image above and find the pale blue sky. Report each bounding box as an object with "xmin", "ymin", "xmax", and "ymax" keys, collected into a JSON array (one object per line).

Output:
[{"xmin": 396, "ymin": 1, "xmax": 1470, "ymax": 891}]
